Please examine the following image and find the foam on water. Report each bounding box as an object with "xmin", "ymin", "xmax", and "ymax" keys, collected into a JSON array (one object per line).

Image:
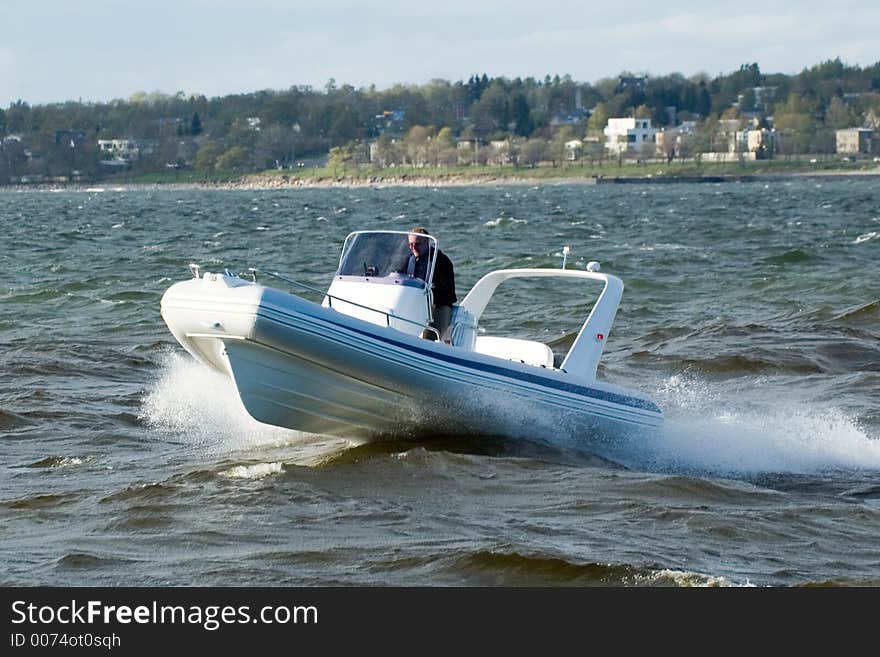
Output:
[
  {"xmin": 644, "ymin": 569, "xmax": 753, "ymax": 588},
  {"xmin": 637, "ymin": 374, "xmax": 880, "ymax": 476},
  {"xmin": 140, "ymin": 350, "xmax": 354, "ymax": 462},
  {"xmin": 484, "ymin": 216, "xmax": 527, "ymax": 227},
  {"xmin": 219, "ymin": 462, "xmax": 283, "ymax": 479},
  {"xmin": 140, "ymin": 352, "xmax": 879, "ymax": 477}
]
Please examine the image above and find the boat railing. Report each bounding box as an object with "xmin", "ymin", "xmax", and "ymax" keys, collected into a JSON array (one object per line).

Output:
[{"xmin": 248, "ymin": 267, "xmax": 439, "ymax": 338}]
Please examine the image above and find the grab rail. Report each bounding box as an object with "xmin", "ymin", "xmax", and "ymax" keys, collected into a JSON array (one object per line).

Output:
[{"xmin": 248, "ymin": 267, "xmax": 438, "ymax": 337}]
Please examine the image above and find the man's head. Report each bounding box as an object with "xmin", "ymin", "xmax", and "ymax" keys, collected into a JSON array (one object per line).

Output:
[{"xmin": 408, "ymin": 226, "xmax": 430, "ymax": 257}]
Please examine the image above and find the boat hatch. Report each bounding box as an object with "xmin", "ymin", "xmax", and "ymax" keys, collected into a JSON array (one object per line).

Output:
[{"xmin": 473, "ymin": 336, "xmax": 555, "ymax": 368}]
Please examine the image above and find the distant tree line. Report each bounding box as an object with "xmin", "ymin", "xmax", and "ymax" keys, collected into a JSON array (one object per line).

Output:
[{"xmin": 1, "ymin": 59, "xmax": 879, "ymax": 183}]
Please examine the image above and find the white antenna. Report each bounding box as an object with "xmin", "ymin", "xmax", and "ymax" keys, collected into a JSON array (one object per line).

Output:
[{"xmin": 561, "ymin": 245, "xmax": 570, "ymax": 269}]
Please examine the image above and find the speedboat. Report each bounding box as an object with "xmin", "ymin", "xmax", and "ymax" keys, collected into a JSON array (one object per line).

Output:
[{"xmin": 160, "ymin": 230, "xmax": 662, "ymax": 443}]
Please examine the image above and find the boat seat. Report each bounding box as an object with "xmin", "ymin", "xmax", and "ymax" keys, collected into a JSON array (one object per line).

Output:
[{"xmin": 473, "ymin": 336, "xmax": 555, "ymax": 368}]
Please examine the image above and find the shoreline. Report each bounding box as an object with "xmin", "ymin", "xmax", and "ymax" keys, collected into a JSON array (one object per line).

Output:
[{"xmin": 4, "ymin": 166, "xmax": 880, "ymax": 192}]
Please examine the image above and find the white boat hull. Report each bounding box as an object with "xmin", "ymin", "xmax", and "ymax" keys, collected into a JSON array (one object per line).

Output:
[{"xmin": 161, "ymin": 273, "xmax": 662, "ymax": 443}]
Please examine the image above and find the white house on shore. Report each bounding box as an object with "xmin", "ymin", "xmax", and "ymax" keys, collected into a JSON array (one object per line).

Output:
[
  {"xmin": 97, "ymin": 139, "xmax": 140, "ymax": 162},
  {"xmin": 836, "ymin": 127, "xmax": 873, "ymax": 154},
  {"xmin": 604, "ymin": 117, "xmax": 657, "ymax": 155}
]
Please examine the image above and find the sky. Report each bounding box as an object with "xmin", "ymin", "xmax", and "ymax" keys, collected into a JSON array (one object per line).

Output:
[{"xmin": 1, "ymin": 0, "xmax": 878, "ymax": 107}]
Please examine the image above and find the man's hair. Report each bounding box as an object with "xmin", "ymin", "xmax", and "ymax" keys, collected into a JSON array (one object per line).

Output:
[{"xmin": 410, "ymin": 226, "xmax": 430, "ymax": 236}]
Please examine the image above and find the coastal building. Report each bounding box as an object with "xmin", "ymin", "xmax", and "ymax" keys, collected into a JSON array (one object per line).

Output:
[
  {"xmin": 372, "ymin": 110, "xmax": 406, "ymax": 137},
  {"xmin": 97, "ymin": 139, "xmax": 139, "ymax": 160},
  {"xmin": 487, "ymin": 140, "xmax": 512, "ymax": 165},
  {"xmin": 604, "ymin": 118, "xmax": 657, "ymax": 155},
  {"xmin": 836, "ymin": 127, "xmax": 873, "ymax": 154},
  {"xmin": 654, "ymin": 129, "xmax": 678, "ymax": 160},
  {"xmin": 717, "ymin": 119, "xmax": 744, "ymax": 153},
  {"xmin": 655, "ymin": 121, "xmax": 699, "ymax": 159},
  {"xmin": 616, "ymin": 76, "xmax": 647, "ymax": 93},
  {"xmin": 693, "ymin": 120, "xmax": 776, "ymax": 159},
  {"xmin": 740, "ymin": 128, "xmax": 777, "ymax": 158}
]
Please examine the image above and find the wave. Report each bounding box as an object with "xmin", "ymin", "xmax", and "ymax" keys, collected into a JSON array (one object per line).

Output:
[
  {"xmin": 624, "ymin": 373, "xmax": 880, "ymax": 477},
  {"xmin": 0, "ymin": 408, "xmax": 30, "ymax": 429},
  {"xmin": 446, "ymin": 549, "xmax": 742, "ymax": 586},
  {"xmin": 841, "ymin": 483, "xmax": 880, "ymax": 500},
  {"xmin": 484, "ymin": 216, "xmax": 528, "ymax": 228},
  {"xmin": 1, "ymin": 340, "xmax": 155, "ymax": 380},
  {"xmin": 761, "ymin": 248, "xmax": 819, "ymax": 265},
  {"xmin": 625, "ymin": 474, "xmax": 781, "ymax": 503},
  {"xmin": 853, "ymin": 231, "xmax": 879, "ymax": 244},
  {"xmin": 831, "ymin": 299, "xmax": 880, "ymax": 323},
  {"xmin": 633, "ymin": 318, "xmax": 880, "ymax": 374},
  {"xmin": 139, "ymin": 347, "xmax": 879, "ymax": 479},
  {"xmin": 99, "ymin": 482, "xmax": 183, "ymax": 504},
  {"xmin": 54, "ymin": 552, "xmax": 134, "ymax": 570},
  {"xmin": 139, "ymin": 350, "xmax": 358, "ymax": 464},
  {"xmin": 27, "ymin": 456, "xmax": 86, "ymax": 468},
  {"xmin": 219, "ymin": 462, "xmax": 283, "ymax": 479},
  {"xmin": 771, "ymin": 301, "xmax": 880, "ymax": 334},
  {"xmin": 4, "ymin": 492, "xmax": 80, "ymax": 509},
  {"xmin": 666, "ymin": 353, "xmax": 825, "ymax": 375}
]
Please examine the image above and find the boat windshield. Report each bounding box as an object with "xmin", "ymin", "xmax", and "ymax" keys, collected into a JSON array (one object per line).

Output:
[{"xmin": 336, "ymin": 231, "xmax": 437, "ymax": 283}]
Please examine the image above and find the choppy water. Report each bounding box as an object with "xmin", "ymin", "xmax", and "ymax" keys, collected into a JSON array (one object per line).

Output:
[{"xmin": 2, "ymin": 179, "xmax": 879, "ymax": 587}]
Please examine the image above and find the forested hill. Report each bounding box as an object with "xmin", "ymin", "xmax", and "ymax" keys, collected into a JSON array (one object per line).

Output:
[{"xmin": 1, "ymin": 58, "xmax": 878, "ymax": 182}]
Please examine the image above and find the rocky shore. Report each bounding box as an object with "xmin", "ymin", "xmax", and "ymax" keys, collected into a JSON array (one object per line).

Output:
[
  {"xmin": 178, "ymin": 166, "xmax": 880, "ymax": 191},
  {"xmin": 4, "ymin": 166, "xmax": 879, "ymax": 193},
  {"xmin": 158, "ymin": 165, "xmax": 880, "ymax": 191},
  {"xmin": 234, "ymin": 172, "xmax": 547, "ymax": 189}
]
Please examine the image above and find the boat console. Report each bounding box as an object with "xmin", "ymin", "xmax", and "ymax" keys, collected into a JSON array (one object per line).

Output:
[{"xmin": 324, "ymin": 231, "xmax": 437, "ymax": 336}]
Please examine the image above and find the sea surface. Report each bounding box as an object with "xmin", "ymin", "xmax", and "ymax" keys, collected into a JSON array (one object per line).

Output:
[{"xmin": 1, "ymin": 178, "xmax": 878, "ymax": 587}]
